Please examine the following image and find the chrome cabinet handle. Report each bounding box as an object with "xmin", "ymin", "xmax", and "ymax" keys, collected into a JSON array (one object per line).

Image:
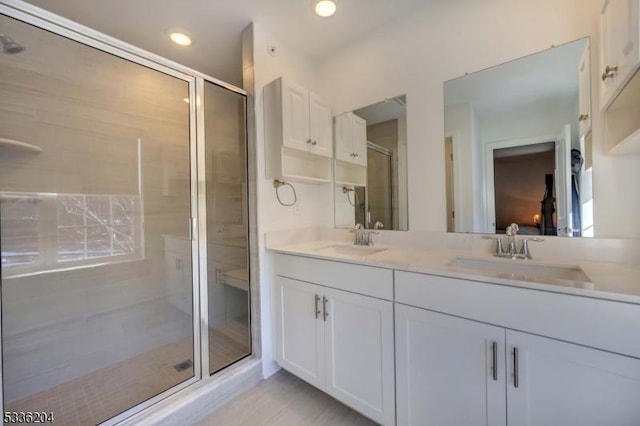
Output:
[
  {"xmin": 306, "ymin": 139, "xmax": 312, "ymax": 144},
  {"xmin": 513, "ymin": 347, "xmax": 519, "ymax": 388},
  {"xmin": 323, "ymin": 296, "xmax": 328, "ymax": 321},
  {"xmin": 311, "ymin": 140, "xmax": 317, "ymax": 146},
  {"xmin": 601, "ymin": 65, "xmax": 618, "ymax": 81},
  {"xmin": 579, "ymin": 113, "xmax": 589, "ymax": 121},
  {"xmin": 492, "ymin": 341, "xmax": 498, "ymax": 381},
  {"xmin": 315, "ymin": 295, "xmax": 321, "ymax": 319}
]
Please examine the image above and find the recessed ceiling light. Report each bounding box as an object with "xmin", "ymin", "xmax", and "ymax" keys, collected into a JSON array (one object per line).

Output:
[
  {"xmin": 169, "ymin": 31, "xmax": 192, "ymax": 46},
  {"xmin": 314, "ymin": 0, "xmax": 336, "ymax": 17}
]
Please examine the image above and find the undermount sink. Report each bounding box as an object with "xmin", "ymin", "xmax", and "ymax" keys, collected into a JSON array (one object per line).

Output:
[
  {"xmin": 447, "ymin": 256, "xmax": 592, "ymax": 286},
  {"xmin": 314, "ymin": 244, "xmax": 388, "ymax": 258}
]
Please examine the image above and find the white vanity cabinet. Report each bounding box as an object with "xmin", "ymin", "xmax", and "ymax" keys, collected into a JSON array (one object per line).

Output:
[
  {"xmin": 395, "ymin": 271, "xmax": 640, "ymax": 426},
  {"xmin": 599, "ymin": 0, "xmax": 640, "ymax": 109},
  {"xmin": 273, "ymin": 254, "xmax": 395, "ymax": 425},
  {"xmin": 264, "ymin": 78, "xmax": 333, "ymax": 183},
  {"xmin": 334, "ymin": 112, "xmax": 367, "ymax": 186},
  {"xmin": 395, "ymin": 304, "xmax": 506, "ymax": 426}
]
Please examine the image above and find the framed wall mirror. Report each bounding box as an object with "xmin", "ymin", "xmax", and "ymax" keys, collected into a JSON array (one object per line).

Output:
[
  {"xmin": 444, "ymin": 37, "xmax": 593, "ymax": 238},
  {"xmin": 334, "ymin": 96, "xmax": 409, "ymax": 231}
]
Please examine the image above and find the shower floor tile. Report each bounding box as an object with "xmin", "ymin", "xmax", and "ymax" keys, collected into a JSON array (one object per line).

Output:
[{"xmin": 4, "ymin": 321, "xmax": 249, "ymax": 425}]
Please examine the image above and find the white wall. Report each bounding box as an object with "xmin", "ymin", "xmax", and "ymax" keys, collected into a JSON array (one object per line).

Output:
[
  {"xmin": 316, "ymin": 0, "xmax": 640, "ymax": 238},
  {"xmin": 251, "ymin": 23, "xmax": 335, "ymax": 377}
]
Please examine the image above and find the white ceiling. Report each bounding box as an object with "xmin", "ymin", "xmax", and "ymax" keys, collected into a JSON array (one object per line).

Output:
[{"xmin": 21, "ymin": 0, "xmax": 428, "ymax": 87}]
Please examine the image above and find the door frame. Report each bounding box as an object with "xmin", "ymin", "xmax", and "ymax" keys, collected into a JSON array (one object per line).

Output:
[
  {"xmin": 484, "ymin": 134, "xmax": 555, "ymax": 233},
  {"xmin": 445, "ymin": 131, "xmax": 464, "ymax": 232}
]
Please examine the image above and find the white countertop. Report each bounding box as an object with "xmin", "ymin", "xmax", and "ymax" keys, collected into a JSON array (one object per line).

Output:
[{"xmin": 269, "ymin": 239, "xmax": 640, "ymax": 305}]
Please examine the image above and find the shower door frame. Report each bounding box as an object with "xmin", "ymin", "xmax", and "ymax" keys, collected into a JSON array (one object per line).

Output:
[
  {"xmin": 0, "ymin": 1, "xmax": 253, "ymax": 424},
  {"xmin": 365, "ymin": 141, "xmax": 394, "ymax": 229}
]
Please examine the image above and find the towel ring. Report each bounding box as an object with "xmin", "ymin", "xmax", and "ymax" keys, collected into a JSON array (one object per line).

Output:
[
  {"xmin": 273, "ymin": 179, "xmax": 297, "ymax": 207},
  {"xmin": 342, "ymin": 186, "xmax": 358, "ymax": 207}
]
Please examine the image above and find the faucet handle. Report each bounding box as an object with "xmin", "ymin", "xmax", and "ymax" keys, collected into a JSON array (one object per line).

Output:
[
  {"xmin": 373, "ymin": 221, "xmax": 384, "ymax": 230},
  {"xmin": 482, "ymin": 235, "xmax": 505, "ymax": 256},
  {"xmin": 506, "ymin": 223, "xmax": 519, "ymax": 236},
  {"xmin": 521, "ymin": 237, "xmax": 544, "ymax": 259},
  {"xmin": 350, "ymin": 223, "xmax": 364, "ymax": 232}
]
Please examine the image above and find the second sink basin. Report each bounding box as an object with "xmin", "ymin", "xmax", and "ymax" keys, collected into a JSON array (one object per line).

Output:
[
  {"xmin": 447, "ymin": 256, "xmax": 592, "ymax": 286},
  {"xmin": 314, "ymin": 244, "xmax": 387, "ymax": 258}
]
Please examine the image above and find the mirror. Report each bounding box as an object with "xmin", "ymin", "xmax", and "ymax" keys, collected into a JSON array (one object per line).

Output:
[
  {"xmin": 334, "ymin": 96, "xmax": 409, "ymax": 230},
  {"xmin": 444, "ymin": 38, "xmax": 593, "ymax": 237}
]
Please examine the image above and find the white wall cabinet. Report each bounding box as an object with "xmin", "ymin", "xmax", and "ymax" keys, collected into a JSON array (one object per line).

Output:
[
  {"xmin": 599, "ymin": 0, "xmax": 640, "ymax": 110},
  {"xmin": 264, "ymin": 78, "xmax": 333, "ymax": 183},
  {"xmin": 334, "ymin": 112, "xmax": 367, "ymax": 186},
  {"xmin": 274, "ymin": 255, "xmax": 395, "ymax": 426},
  {"xmin": 578, "ymin": 41, "xmax": 592, "ymax": 138},
  {"xmin": 396, "ymin": 304, "xmax": 640, "ymax": 426}
]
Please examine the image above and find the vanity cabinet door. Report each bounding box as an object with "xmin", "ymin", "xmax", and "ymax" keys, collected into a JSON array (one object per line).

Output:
[
  {"xmin": 395, "ymin": 304, "xmax": 506, "ymax": 426},
  {"xmin": 506, "ymin": 330, "xmax": 640, "ymax": 426},
  {"xmin": 274, "ymin": 276, "xmax": 325, "ymax": 389},
  {"xmin": 324, "ymin": 287, "xmax": 394, "ymax": 426}
]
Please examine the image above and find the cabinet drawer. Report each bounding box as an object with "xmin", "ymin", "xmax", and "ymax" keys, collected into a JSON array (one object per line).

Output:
[
  {"xmin": 395, "ymin": 270, "xmax": 640, "ymax": 359},
  {"xmin": 275, "ymin": 254, "xmax": 393, "ymax": 300}
]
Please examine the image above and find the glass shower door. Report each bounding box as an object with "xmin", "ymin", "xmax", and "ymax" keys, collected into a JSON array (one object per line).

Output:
[
  {"xmin": 204, "ymin": 81, "xmax": 251, "ymax": 375},
  {"xmin": 0, "ymin": 14, "xmax": 195, "ymax": 425}
]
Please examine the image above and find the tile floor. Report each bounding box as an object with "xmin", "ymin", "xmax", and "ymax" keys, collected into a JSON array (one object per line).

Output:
[
  {"xmin": 5, "ymin": 320, "xmax": 249, "ymax": 425},
  {"xmin": 198, "ymin": 370, "xmax": 377, "ymax": 426}
]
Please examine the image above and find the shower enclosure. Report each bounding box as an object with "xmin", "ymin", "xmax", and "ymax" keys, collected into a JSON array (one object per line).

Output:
[{"xmin": 0, "ymin": 5, "xmax": 251, "ymax": 425}]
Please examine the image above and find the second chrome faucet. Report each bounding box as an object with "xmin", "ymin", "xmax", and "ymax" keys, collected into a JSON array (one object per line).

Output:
[
  {"xmin": 352, "ymin": 222, "xmax": 384, "ymax": 246},
  {"xmin": 487, "ymin": 223, "xmax": 544, "ymax": 259}
]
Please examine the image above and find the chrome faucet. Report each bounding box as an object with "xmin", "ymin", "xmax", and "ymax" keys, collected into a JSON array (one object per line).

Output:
[
  {"xmin": 506, "ymin": 223, "xmax": 519, "ymax": 257},
  {"xmin": 485, "ymin": 222, "xmax": 544, "ymax": 259},
  {"xmin": 352, "ymin": 223, "xmax": 366, "ymax": 245},
  {"xmin": 351, "ymin": 223, "xmax": 380, "ymax": 246}
]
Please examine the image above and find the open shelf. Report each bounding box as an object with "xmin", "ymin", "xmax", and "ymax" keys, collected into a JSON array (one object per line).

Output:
[
  {"xmin": 606, "ymin": 69, "xmax": 640, "ymax": 155},
  {"xmin": 335, "ymin": 159, "xmax": 366, "ymax": 187},
  {"xmin": 280, "ymin": 147, "xmax": 332, "ymax": 183}
]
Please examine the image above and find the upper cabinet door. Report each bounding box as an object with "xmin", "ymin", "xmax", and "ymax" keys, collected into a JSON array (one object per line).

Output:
[
  {"xmin": 506, "ymin": 330, "xmax": 640, "ymax": 426},
  {"xmin": 309, "ymin": 93, "xmax": 333, "ymax": 158},
  {"xmin": 334, "ymin": 113, "xmax": 354, "ymax": 162},
  {"xmin": 578, "ymin": 42, "xmax": 592, "ymax": 138},
  {"xmin": 282, "ymin": 81, "xmax": 310, "ymax": 150},
  {"xmin": 600, "ymin": 0, "xmax": 640, "ymax": 109},
  {"xmin": 351, "ymin": 115, "xmax": 368, "ymax": 166}
]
